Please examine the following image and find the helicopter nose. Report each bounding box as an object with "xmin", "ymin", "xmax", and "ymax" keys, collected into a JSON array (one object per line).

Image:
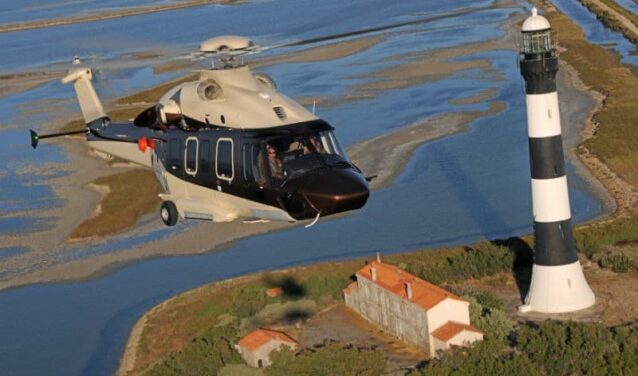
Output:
[{"xmin": 289, "ymin": 168, "xmax": 369, "ymax": 216}]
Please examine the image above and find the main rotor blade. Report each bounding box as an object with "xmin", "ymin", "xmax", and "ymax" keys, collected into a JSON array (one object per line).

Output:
[
  {"xmin": 262, "ymin": 6, "xmax": 487, "ymax": 52},
  {"xmin": 30, "ymin": 129, "xmax": 87, "ymax": 149}
]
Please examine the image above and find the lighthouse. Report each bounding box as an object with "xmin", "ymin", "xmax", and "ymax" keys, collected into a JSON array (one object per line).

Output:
[{"xmin": 517, "ymin": 7, "xmax": 595, "ymax": 313}]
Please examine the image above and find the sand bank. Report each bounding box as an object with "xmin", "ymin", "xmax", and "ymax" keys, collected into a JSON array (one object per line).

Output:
[{"xmin": 0, "ymin": 0, "xmax": 240, "ymax": 33}]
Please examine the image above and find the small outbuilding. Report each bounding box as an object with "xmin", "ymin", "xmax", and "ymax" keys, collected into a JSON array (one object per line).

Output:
[
  {"xmin": 266, "ymin": 287, "xmax": 284, "ymax": 297},
  {"xmin": 235, "ymin": 328, "xmax": 297, "ymax": 368}
]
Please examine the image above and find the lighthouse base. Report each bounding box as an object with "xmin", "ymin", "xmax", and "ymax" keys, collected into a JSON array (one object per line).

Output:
[{"xmin": 518, "ymin": 261, "xmax": 595, "ymax": 313}]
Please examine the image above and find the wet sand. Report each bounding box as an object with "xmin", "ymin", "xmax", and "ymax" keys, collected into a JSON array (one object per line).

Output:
[
  {"xmin": 0, "ymin": 71, "xmax": 64, "ymax": 99},
  {"xmin": 350, "ymin": 101, "xmax": 506, "ymax": 190}
]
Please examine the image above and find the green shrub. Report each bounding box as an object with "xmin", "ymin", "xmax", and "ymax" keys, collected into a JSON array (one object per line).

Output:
[
  {"xmin": 301, "ymin": 274, "xmax": 353, "ymax": 301},
  {"xmin": 266, "ymin": 341, "xmax": 389, "ymax": 376},
  {"xmin": 463, "ymin": 296, "xmax": 513, "ymax": 344},
  {"xmin": 231, "ymin": 285, "xmax": 267, "ymax": 318},
  {"xmin": 414, "ymin": 337, "xmax": 540, "ymax": 376},
  {"xmin": 404, "ymin": 242, "xmax": 513, "ymax": 284},
  {"xmin": 417, "ymin": 321, "xmax": 638, "ymax": 376},
  {"xmin": 144, "ymin": 324, "xmax": 241, "ymax": 376},
  {"xmin": 598, "ymin": 252, "xmax": 635, "ymax": 273},
  {"xmin": 575, "ymin": 231, "xmax": 601, "ymax": 258},
  {"xmin": 516, "ymin": 321, "xmax": 623, "ymax": 375},
  {"xmin": 445, "ymin": 285, "xmax": 504, "ymax": 311}
]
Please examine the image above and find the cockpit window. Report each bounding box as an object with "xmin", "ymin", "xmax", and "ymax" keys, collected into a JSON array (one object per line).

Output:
[{"xmin": 263, "ymin": 130, "xmax": 352, "ymax": 186}]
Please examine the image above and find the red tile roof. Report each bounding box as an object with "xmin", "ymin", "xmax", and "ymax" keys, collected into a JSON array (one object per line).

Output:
[
  {"xmin": 238, "ymin": 329, "xmax": 297, "ymax": 352},
  {"xmin": 356, "ymin": 261, "xmax": 463, "ymax": 310},
  {"xmin": 266, "ymin": 287, "xmax": 284, "ymax": 297},
  {"xmin": 431, "ymin": 321, "xmax": 483, "ymax": 342}
]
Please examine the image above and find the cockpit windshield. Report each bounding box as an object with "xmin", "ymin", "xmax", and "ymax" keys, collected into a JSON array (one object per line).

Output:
[{"xmin": 261, "ymin": 130, "xmax": 351, "ymax": 186}]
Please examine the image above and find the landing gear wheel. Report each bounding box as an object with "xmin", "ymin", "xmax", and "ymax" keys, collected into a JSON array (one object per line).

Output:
[{"xmin": 160, "ymin": 201, "xmax": 178, "ymax": 226}]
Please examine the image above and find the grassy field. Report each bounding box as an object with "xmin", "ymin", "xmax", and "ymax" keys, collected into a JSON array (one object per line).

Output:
[{"xmin": 69, "ymin": 169, "xmax": 161, "ymax": 239}]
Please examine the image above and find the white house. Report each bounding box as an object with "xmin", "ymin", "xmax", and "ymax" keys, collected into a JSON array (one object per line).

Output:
[
  {"xmin": 235, "ymin": 328, "xmax": 297, "ymax": 368},
  {"xmin": 344, "ymin": 258, "xmax": 483, "ymax": 356}
]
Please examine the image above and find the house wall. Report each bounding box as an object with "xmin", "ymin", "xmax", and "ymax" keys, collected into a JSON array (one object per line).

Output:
[
  {"xmin": 432, "ymin": 330, "xmax": 484, "ymax": 356},
  {"xmin": 345, "ymin": 277, "xmax": 429, "ymax": 349},
  {"xmin": 426, "ymin": 299, "xmax": 470, "ymax": 333},
  {"xmin": 426, "ymin": 299, "xmax": 470, "ymax": 356},
  {"xmin": 447, "ymin": 331, "xmax": 483, "ymax": 349},
  {"xmin": 239, "ymin": 341, "xmax": 296, "ymax": 368}
]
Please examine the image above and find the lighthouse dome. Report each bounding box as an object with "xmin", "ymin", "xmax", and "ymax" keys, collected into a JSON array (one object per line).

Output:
[{"xmin": 522, "ymin": 7, "xmax": 550, "ymax": 32}]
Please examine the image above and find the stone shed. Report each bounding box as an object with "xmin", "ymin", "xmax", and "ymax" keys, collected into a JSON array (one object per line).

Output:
[
  {"xmin": 235, "ymin": 328, "xmax": 297, "ymax": 368},
  {"xmin": 344, "ymin": 258, "xmax": 483, "ymax": 356}
]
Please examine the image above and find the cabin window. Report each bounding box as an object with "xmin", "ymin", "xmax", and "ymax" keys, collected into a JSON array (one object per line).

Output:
[
  {"xmin": 169, "ymin": 139, "xmax": 180, "ymax": 162},
  {"xmin": 242, "ymin": 143, "xmax": 263, "ymax": 183},
  {"xmin": 168, "ymin": 138, "xmax": 182, "ymax": 172},
  {"xmin": 185, "ymin": 137, "xmax": 198, "ymax": 175},
  {"xmin": 216, "ymin": 138, "xmax": 234, "ymax": 181},
  {"xmin": 200, "ymin": 140, "xmax": 211, "ymax": 174}
]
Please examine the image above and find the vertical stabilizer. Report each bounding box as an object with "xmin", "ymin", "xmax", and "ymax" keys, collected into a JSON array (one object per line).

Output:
[{"xmin": 61, "ymin": 68, "xmax": 107, "ymax": 124}]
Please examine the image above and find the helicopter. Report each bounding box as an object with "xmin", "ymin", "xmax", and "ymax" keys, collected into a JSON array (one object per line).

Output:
[
  {"xmin": 28, "ymin": 8, "xmax": 480, "ymax": 228},
  {"xmin": 30, "ymin": 35, "xmax": 371, "ymax": 227}
]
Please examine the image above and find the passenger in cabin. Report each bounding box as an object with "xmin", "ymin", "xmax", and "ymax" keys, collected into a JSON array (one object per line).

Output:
[{"xmin": 258, "ymin": 145, "xmax": 285, "ymax": 185}]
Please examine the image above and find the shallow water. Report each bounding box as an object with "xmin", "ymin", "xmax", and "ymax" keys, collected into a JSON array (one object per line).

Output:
[
  {"xmin": 552, "ymin": 0, "xmax": 638, "ymax": 65},
  {"xmin": 0, "ymin": 0, "xmax": 180, "ymax": 25},
  {"xmin": 615, "ymin": 0, "xmax": 638, "ymax": 16},
  {"xmin": 0, "ymin": 0, "xmax": 619, "ymax": 374}
]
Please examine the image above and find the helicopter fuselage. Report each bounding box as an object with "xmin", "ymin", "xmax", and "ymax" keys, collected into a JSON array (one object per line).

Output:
[{"xmin": 86, "ymin": 117, "xmax": 369, "ymax": 224}]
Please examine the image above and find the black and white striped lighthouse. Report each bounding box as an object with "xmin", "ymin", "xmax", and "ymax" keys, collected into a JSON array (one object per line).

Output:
[{"xmin": 517, "ymin": 7, "xmax": 595, "ymax": 313}]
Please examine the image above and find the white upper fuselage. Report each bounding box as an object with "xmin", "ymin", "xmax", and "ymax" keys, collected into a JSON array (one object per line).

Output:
[{"xmin": 159, "ymin": 66, "xmax": 318, "ymax": 129}]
